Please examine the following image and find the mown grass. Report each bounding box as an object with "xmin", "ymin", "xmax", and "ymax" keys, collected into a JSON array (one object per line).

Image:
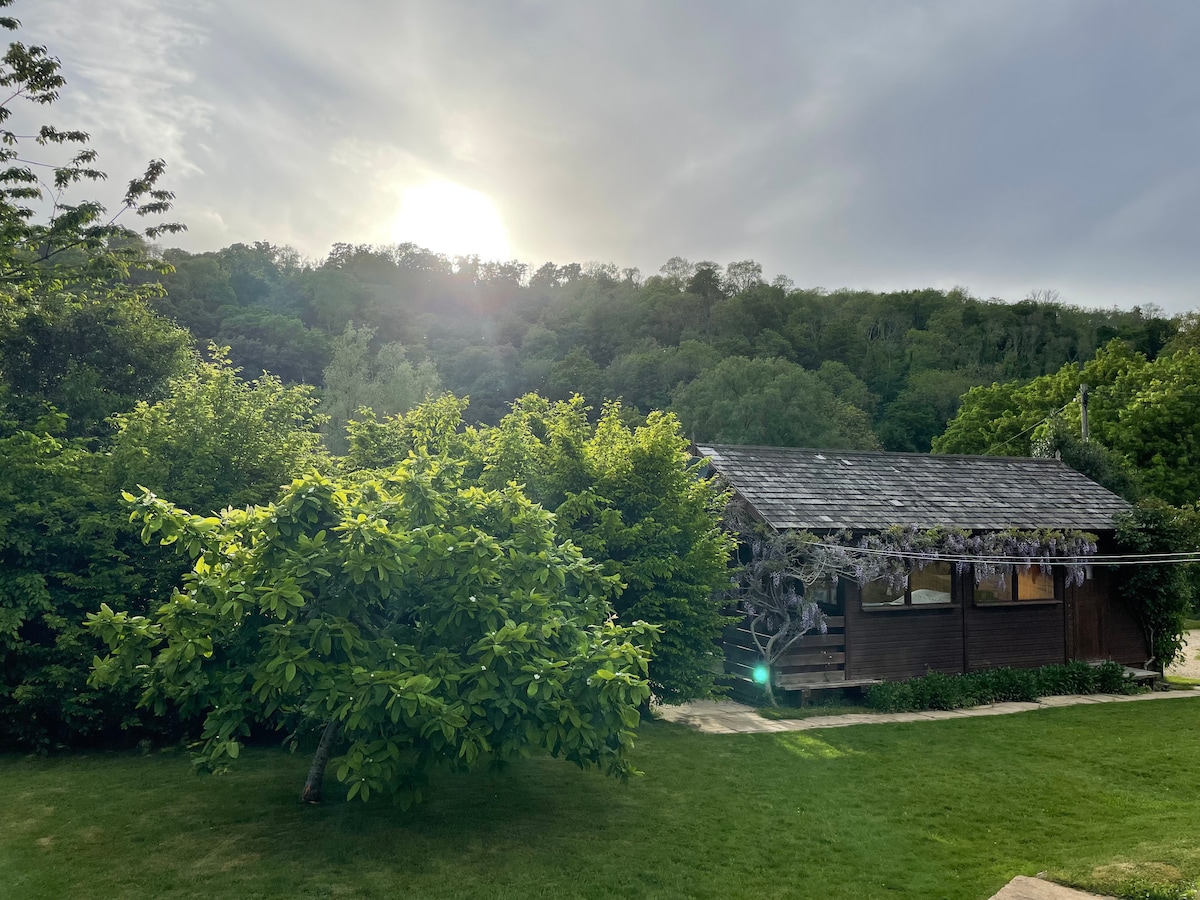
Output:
[{"xmin": 3, "ymin": 700, "xmax": 1200, "ymax": 900}]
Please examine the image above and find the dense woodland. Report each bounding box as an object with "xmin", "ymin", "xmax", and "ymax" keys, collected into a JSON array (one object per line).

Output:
[{"xmin": 130, "ymin": 242, "xmax": 1179, "ymax": 453}]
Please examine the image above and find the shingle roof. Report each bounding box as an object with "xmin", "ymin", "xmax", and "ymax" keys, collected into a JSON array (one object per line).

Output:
[{"xmin": 696, "ymin": 444, "xmax": 1131, "ymax": 532}]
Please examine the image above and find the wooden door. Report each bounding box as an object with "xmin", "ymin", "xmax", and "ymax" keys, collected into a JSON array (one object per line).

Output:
[{"xmin": 1067, "ymin": 578, "xmax": 1105, "ymax": 661}]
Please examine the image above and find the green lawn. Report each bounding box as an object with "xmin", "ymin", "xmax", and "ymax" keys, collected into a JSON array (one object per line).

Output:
[{"xmin": 4, "ymin": 700, "xmax": 1199, "ymax": 900}]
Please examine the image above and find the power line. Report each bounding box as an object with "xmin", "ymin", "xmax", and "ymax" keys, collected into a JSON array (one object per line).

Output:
[
  {"xmin": 809, "ymin": 541, "xmax": 1200, "ymax": 567},
  {"xmin": 983, "ymin": 398, "xmax": 1075, "ymax": 455}
]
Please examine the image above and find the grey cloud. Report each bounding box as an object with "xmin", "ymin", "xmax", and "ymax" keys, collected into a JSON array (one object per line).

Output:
[{"xmin": 12, "ymin": 0, "xmax": 1200, "ymax": 310}]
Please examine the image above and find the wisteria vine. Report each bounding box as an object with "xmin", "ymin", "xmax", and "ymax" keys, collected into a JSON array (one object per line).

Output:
[{"xmin": 808, "ymin": 524, "xmax": 1099, "ymax": 593}]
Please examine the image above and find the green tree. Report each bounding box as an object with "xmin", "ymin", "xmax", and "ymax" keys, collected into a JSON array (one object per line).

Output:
[
  {"xmin": 89, "ymin": 458, "xmax": 656, "ymax": 805},
  {"xmin": 478, "ymin": 395, "xmax": 734, "ymax": 702},
  {"xmin": 107, "ymin": 346, "xmax": 326, "ymax": 513},
  {"xmin": 0, "ymin": 288, "xmax": 193, "ymax": 437},
  {"xmin": 671, "ymin": 356, "xmax": 880, "ymax": 449},
  {"xmin": 0, "ymin": 423, "xmax": 153, "ymax": 748},
  {"xmin": 0, "ymin": 3, "xmax": 204, "ymax": 749},
  {"xmin": 876, "ymin": 369, "xmax": 980, "ymax": 453},
  {"xmin": 0, "ymin": 3, "xmax": 183, "ymax": 291},
  {"xmin": 320, "ymin": 323, "xmax": 441, "ymax": 453},
  {"xmin": 215, "ymin": 308, "xmax": 330, "ymax": 385},
  {"xmin": 1102, "ymin": 350, "xmax": 1200, "ymax": 505},
  {"xmin": 935, "ymin": 341, "xmax": 1200, "ymax": 505},
  {"xmin": 1114, "ymin": 501, "xmax": 1198, "ymax": 671}
]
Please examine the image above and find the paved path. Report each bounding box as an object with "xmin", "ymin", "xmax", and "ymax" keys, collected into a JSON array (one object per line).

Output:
[
  {"xmin": 655, "ymin": 687, "xmax": 1200, "ymax": 734},
  {"xmin": 989, "ymin": 876, "xmax": 1113, "ymax": 900}
]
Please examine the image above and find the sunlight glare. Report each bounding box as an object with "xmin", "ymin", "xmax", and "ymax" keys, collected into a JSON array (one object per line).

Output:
[{"xmin": 390, "ymin": 181, "xmax": 512, "ymax": 261}]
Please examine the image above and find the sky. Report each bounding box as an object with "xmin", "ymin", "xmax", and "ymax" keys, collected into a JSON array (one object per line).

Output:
[{"xmin": 14, "ymin": 0, "xmax": 1200, "ymax": 312}]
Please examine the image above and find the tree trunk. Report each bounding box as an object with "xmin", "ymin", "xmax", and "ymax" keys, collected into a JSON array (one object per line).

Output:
[
  {"xmin": 301, "ymin": 719, "xmax": 340, "ymax": 804},
  {"xmin": 763, "ymin": 678, "xmax": 777, "ymax": 708}
]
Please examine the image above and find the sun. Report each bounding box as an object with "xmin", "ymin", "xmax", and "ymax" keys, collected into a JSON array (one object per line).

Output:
[{"xmin": 390, "ymin": 181, "xmax": 512, "ymax": 261}]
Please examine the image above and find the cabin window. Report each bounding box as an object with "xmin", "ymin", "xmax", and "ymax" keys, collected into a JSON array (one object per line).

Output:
[
  {"xmin": 861, "ymin": 563, "xmax": 954, "ymax": 609},
  {"xmin": 807, "ymin": 574, "xmax": 839, "ymax": 609},
  {"xmin": 974, "ymin": 567, "xmax": 1058, "ymax": 604}
]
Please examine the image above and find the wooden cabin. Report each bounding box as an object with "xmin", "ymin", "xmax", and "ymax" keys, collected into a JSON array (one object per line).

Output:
[{"xmin": 697, "ymin": 444, "xmax": 1147, "ymax": 695}]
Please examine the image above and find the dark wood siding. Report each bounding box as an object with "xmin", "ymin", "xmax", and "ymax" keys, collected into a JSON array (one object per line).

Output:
[
  {"xmin": 1065, "ymin": 564, "xmax": 1149, "ymax": 666},
  {"xmin": 1067, "ymin": 569, "xmax": 1105, "ymax": 660},
  {"xmin": 843, "ymin": 582, "xmax": 963, "ymax": 681},
  {"xmin": 1096, "ymin": 567, "xmax": 1150, "ymax": 666},
  {"xmin": 964, "ymin": 602, "xmax": 1065, "ymax": 671}
]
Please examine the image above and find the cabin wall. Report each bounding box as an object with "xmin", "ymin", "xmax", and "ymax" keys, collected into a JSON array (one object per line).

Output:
[
  {"xmin": 1103, "ymin": 586, "xmax": 1150, "ymax": 666},
  {"xmin": 843, "ymin": 581, "xmax": 963, "ymax": 681},
  {"xmin": 719, "ymin": 533, "xmax": 1151, "ymax": 690},
  {"xmin": 839, "ymin": 554, "xmax": 1138, "ymax": 682},
  {"xmin": 964, "ymin": 602, "xmax": 1065, "ymax": 671}
]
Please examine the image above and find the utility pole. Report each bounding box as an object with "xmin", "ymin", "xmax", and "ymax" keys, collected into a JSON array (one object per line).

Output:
[{"xmin": 1080, "ymin": 383, "xmax": 1090, "ymax": 442}]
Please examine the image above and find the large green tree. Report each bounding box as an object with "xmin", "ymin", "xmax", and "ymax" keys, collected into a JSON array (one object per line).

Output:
[
  {"xmin": 0, "ymin": 350, "xmax": 327, "ymax": 749},
  {"xmin": 320, "ymin": 323, "xmax": 441, "ymax": 452},
  {"xmin": 89, "ymin": 458, "xmax": 655, "ymax": 806},
  {"xmin": 338, "ymin": 393, "xmax": 733, "ymax": 703},
  {"xmin": 670, "ymin": 355, "xmax": 880, "ymax": 449},
  {"xmin": 479, "ymin": 395, "xmax": 735, "ymax": 703},
  {"xmin": 935, "ymin": 341, "xmax": 1200, "ymax": 505}
]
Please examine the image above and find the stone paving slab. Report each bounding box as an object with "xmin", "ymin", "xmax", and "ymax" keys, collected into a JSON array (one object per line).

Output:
[
  {"xmin": 654, "ymin": 688, "xmax": 1200, "ymax": 735},
  {"xmin": 989, "ymin": 875, "xmax": 1114, "ymax": 900}
]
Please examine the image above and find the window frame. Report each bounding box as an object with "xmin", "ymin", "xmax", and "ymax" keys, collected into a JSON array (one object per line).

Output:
[
  {"xmin": 971, "ymin": 565, "xmax": 1062, "ymax": 607},
  {"xmin": 859, "ymin": 562, "xmax": 958, "ymax": 612}
]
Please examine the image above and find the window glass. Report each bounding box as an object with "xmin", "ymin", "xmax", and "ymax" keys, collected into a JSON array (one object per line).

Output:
[
  {"xmin": 861, "ymin": 579, "xmax": 905, "ymax": 608},
  {"xmin": 861, "ymin": 563, "xmax": 954, "ymax": 609},
  {"xmin": 974, "ymin": 567, "xmax": 1058, "ymax": 603},
  {"xmin": 974, "ymin": 573, "xmax": 1008, "ymax": 604},
  {"xmin": 1016, "ymin": 567, "xmax": 1055, "ymax": 601},
  {"xmin": 807, "ymin": 575, "xmax": 838, "ymax": 609},
  {"xmin": 909, "ymin": 563, "xmax": 953, "ymax": 604}
]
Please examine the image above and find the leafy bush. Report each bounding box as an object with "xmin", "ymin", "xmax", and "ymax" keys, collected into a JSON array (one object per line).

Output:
[
  {"xmin": 1115, "ymin": 501, "xmax": 1198, "ymax": 671},
  {"xmin": 1094, "ymin": 660, "xmax": 1139, "ymax": 694},
  {"xmin": 964, "ymin": 667, "xmax": 1038, "ymax": 704},
  {"xmin": 863, "ymin": 681, "xmax": 916, "ymax": 713},
  {"xmin": 864, "ymin": 662, "xmax": 1139, "ymax": 713},
  {"xmin": 1037, "ymin": 661, "xmax": 1101, "ymax": 696},
  {"xmin": 908, "ymin": 671, "xmax": 970, "ymax": 710}
]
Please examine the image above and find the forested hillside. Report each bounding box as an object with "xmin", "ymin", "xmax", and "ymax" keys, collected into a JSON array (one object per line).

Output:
[{"xmin": 135, "ymin": 244, "xmax": 1177, "ymax": 452}]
